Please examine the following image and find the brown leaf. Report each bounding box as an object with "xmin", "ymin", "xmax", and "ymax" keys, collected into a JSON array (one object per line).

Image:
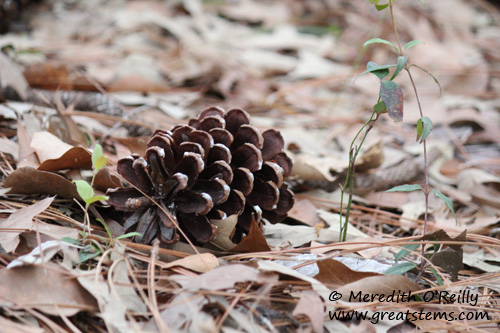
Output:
[
  {"xmin": 423, "ymin": 229, "xmax": 466, "ymax": 252},
  {"xmin": 93, "ymin": 167, "xmax": 122, "ymax": 192},
  {"xmin": 17, "ymin": 119, "xmax": 39, "ymax": 168},
  {"xmin": 31, "ymin": 132, "xmax": 92, "ymax": 171},
  {"xmin": 314, "ymin": 259, "xmax": 380, "ymax": 288},
  {"xmin": 337, "ymin": 275, "xmax": 421, "ymax": 302},
  {"xmin": 431, "ymin": 247, "xmax": 463, "ymax": 282},
  {"xmin": 23, "ymin": 63, "xmax": 74, "ymax": 91},
  {"xmin": 159, "ymin": 253, "xmax": 219, "ymax": 273},
  {"xmin": 288, "ymin": 198, "xmax": 322, "ymax": 226},
  {"xmin": 113, "ymin": 136, "xmax": 150, "ymax": 156},
  {"xmin": 0, "ymin": 52, "xmax": 28, "ymax": 99},
  {"xmin": 0, "ymin": 197, "xmax": 54, "ymax": 253},
  {"xmin": 293, "ymin": 290, "xmax": 324, "ymax": 333},
  {"xmin": 230, "ymin": 219, "xmax": 271, "ymax": 253},
  {"xmin": 0, "ymin": 315, "xmax": 44, "ymax": 333},
  {"xmin": 5, "ymin": 167, "xmax": 79, "ymax": 199},
  {"xmin": 187, "ymin": 264, "xmax": 278, "ymax": 291},
  {"xmin": 209, "ymin": 214, "xmax": 238, "ymax": 251},
  {"xmin": 0, "ymin": 263, "xmax": 97, "ymax": 316}
]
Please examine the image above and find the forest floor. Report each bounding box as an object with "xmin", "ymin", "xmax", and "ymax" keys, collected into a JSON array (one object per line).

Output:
[{"xmin": 1, "ymin": 0, "xmax": 500, "ymax": 332}]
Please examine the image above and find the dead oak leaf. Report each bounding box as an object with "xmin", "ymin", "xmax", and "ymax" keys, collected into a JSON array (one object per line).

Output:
[
  {"xmin": 0, "ymin": 263, "xmax": 97, "ymax": 316},
  {"xmin": 186, "ymin": 264, "xmax": 278, "ymax": 291},
  {"xmin": 0, "ymin": 197, "xmax": 54, "ymax": 253}
]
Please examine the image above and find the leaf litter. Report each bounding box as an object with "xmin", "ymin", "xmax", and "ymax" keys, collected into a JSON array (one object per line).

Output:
[{"xmin": 0, "ymin": 0, "xmax": 500, "ymax": 331}]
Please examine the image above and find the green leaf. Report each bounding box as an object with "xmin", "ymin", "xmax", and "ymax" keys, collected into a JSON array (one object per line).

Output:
[
  {"xmin": 363, "ymin": 38, "xmax": 399, "ymax": 52},
  {"xmin": 79, "ymin": 249, "xmax": 101, "ymax": 263},
  {"xmin": 390, "ymin": 56, "xmax": 408, "ymax": 81},
  {"xmin": 395, "ymin": 244, "xmax": 420, "ymax": 262},
  {"xmin": 416, "ymin": 116, "xmax": 433, "ymax": 143},
  {"xmin": 73, "ymin": 180, "xmax": 94, "ymax": 203},
  {"xmin": 433, "ymin": 189, "xmax": 457, "ymax": 223},
  {"xmin": 410, "ymin": 64, "xmax": 442, "ymax": 96},
  {"xmin": 404, "ymin": 40, "xmax": 423, "ymax": 50},
  {"xmin": 357, "ymin": 61, "xmax": 396, "ymax": 81},
  {"xmin": 115, "ymin": 232, "xmax": 142, "ymax": 240},
  {"xmin": 385, "ymin": 262, "xmax": 417, "ymax": 275},
  {"xmin": 373, "ymin": 101, "xmax": 387, "ymax": 114},
  {"xmin": 386, "ymin": 184, "xmax": 423, "ymax": 193},
  {"xmin": 61, "ymin": 237, "xmax": 81, "ymax": 245},
  {"xmin": 429, "ymin": 267, "xmax": 444, "ymax": 286},
  {"xmin": 375, "ymin": 4, "xmax": 389, "ymax": 10},
  {"xmin": 380, "ymin": 80, "xmax": 404, "ymax": 123},
  {"xmin": 85, "ymin": 195, "xmax": 109, "ymax": 205},
  {"xmin": 92, "ymin": 144, "xmax": 108, "ymax": 171}
]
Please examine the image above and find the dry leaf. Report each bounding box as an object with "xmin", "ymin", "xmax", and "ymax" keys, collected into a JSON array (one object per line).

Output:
[
  {"xmin": 0, "ymin": 315, "xmax": 44, "ymax": 333},
  {"xmin": 258, "ymin": 260, "xmax": 331, "ymax": 303},
  {"xmin": 314, "ymin": 258, "xmax": 380, "ymax": 288},
  {"xmin": 5, "ymin": 167, "xmax": 79, "ymax": 199},
  {"xmin": 187, "ymin": 264, "xmax": 278, "ymax": 291},
  {"xmin": 209, "ymin": 214, "xmax": 238, "ymax": 250},
  {"xmin": 93, "ymin": 167, "xmax": 122, "ymax": 192},
  {"xmin": 0, "ymin": 138, "xmax": 19, "ymax": 160},
  {"xmin": 0, "ymin": 196, "xmax": 54, "ymax": 253},
  {"xmin": 0, "ymin": 52, "xmax": 28, "ymax": 99},
  {"xmin": 31, "ymin": 132, "xmax": 92, "ymax": 171},
  {"xmin": 288, "ymin": 198, "xmax": 322, "ymax": 226},
  {"xmin": 0, "ymin": 263, "xmax": 97, "ymax": 316},
  {"xmin": 229, "ymin": 219, "xmax": 271, "ymax": 253},
  {"xmin": 17, "ymin": 119, "xmax": 39, "ymax": 168},
  {"xmin": 7, "ymin": 240, "xmax": 79, "ymax": 269},
  {"xmin": 159, "ymin": 253, "xmax": 219, "ymax": 273},
  {"xmin": 293, "ymin": 290, "xmax": 324, "ymax": 333},
  {"xmin": 337, "ymin": 275, "xmax": 421, "ymax": 302}
]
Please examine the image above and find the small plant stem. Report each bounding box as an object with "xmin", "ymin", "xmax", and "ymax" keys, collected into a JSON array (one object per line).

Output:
[
  {"xmin": 389, "ymin": 1, "xmax": 430, "ymax": 278},
  {"xmin": 339, "ymin": 111, "xmax": 378, "ymax": 241},
  {"xmin": 389, "ymin": 2, "xmax": 404, "ymax": 55}
]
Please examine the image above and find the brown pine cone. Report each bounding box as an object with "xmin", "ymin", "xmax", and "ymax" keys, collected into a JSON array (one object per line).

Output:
[{"xmin": 107, "ymin": 107, "xmax": 294, "ymax": 246}]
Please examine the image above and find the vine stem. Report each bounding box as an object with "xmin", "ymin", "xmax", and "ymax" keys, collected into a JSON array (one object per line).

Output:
[
  {"xmin": 339, "ymin": 111, "xmax": 378, "ymax": 242},
  {"xmin": 389, "ymin": 1, "xmax": 430, "ymax": 278}
]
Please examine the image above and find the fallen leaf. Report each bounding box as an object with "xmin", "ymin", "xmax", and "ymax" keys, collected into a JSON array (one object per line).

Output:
[
  {"xmin": 258, "ymin": 260, "xmax": 331, "ymax": 303},
  {"xmin": 431, "ymin": 247, "xmax": 463, "ymax": 282},
  {"xmin": 229, "ymin": 219, "xmax": 271, "ymax": 253},
  {"xmin": 0, "ymin": 197, "xmax": 54, "ymax": 253},
  {"xmin": 288, "ymin": 198, "xmax": 322, "ymax": 226},
  {"xmin": 293, "ymin": 290, "xmax": 324, "ymax": 333},
  {"xmin": 187, "ymin": 264, "xmax": 278, "ymax": 291},
  {"xmin": 208, "ymin": 214, "xmax": 238, "ymax": 251},
  {"xmin": 0, "ymin": 52, "xmax": 28, "ymax": 99},
  {"xmin": 0, "ymin": 316, "xmax": 44, "ymax": 333},
  {"xmin": 7, "ymin": 240, "xmax": 80, "ymax": 269},
  {"xmin": 76, "ymin": 242, "xmax": 146, "ymax": 332},
  {"xmin": 4, "ymin": 167, "xmax": 79, "ymax": 199},
  {"xmin": 158, "ymin": 253, "xmax": 219, "ymax": 273},
  {"xmin": 93, "ymin": 167, "xmax": 122, "ymax": 192},
  {"xmin": 337, "ymin": 275, "xmax": 421, "ymax": 302},
  {"xmin": 31, "ymin": 132, "xmax": 92, "ymax": 171},
  {"xmin": 0, "ymin": 138, "xmax": 19, "ymax": 160},
  {"xmin": 17, "ymin": 119, "xmax": 39, "ymax": 168},
  {"xmin": 463, "ymin": 249, "xmax": 500, "ymax": 273},
  {"xmin": 314, "ymin": 258, "xmax": 380, "ymax": 288},
  {"xmin": 0, "ymin": 263, "xmax": 97, "ymax": 316}
]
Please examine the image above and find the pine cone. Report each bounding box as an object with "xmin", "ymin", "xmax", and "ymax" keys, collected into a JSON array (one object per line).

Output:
[{"xmin": 107, "ymin": 107, "xmax": 294, "ymax": 246}]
